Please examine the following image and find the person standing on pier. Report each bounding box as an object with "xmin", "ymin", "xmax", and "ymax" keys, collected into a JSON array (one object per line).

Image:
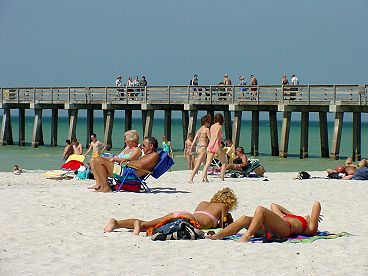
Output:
[
  {"xmin": 115, "ymin": 76, "xmax": 122, "ymax": 87},
  {"xmin": 201, "ymin": 113, "xmax": 227, "ymax": 182},
  {"xmin": 84, "ymin": 134, "xmax": 107, "ymax": 158},
  {"xmin": 250, "ymin": 74, "xmax": 258, "ymax": 100},
  {"xmin": 239, "ymin": 75, "xmax": 247, "ymax": 98},
  {"xmin": 290, "ymin": 74, "xmax": 299, "ymax": 100}
]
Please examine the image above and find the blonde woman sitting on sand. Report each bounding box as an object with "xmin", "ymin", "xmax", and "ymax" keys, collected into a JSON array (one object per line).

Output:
[
  {"xmin": 103, "ymin": 187, "xmax": 238, "ymax": 234},
  {"xmin": 208, "ymin": 201, "xmax": 321, "ymax": 242},
  {"xmin": 188, "ymin": 115, "xmax": 211, "ymax": 183},
  {"xmin": 201, "ymin": 113, "xmax": 227, "ymax": 182}
]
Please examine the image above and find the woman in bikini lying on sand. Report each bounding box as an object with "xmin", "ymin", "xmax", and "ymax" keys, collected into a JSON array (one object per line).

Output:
[
  {"xmin": 208, "ymin": 201, "xmax": 321, "ymax": 242},
  {"xmin": 103, "ymin": 187, "xmax": 237, "ymax": 234}
]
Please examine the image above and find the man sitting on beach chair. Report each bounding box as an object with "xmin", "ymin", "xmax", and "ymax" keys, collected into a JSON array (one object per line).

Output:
[
  {"xmin": 89, "ymin": 137, "xmax": 159, "ymax": 192},
  {"xmin": 226, "ymin": 147, "xmax": 265, "ymax": 177}
]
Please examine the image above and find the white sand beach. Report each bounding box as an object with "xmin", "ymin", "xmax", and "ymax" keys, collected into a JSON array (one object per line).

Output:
[{"xmin": 1, "ymin": 170, "xmax": 367, "ymax": 275}]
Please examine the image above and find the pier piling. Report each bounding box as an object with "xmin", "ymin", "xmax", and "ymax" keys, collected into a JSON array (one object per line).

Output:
[
  {"xmin": 269, "ymin": 111, "xmax": 279, "ymax": 156},
  {"xmin": 300, "ymin": 112, "xmax": 309, "ymax": 159},
  {"xmin": 51, "ymin": 109, "xmax": 58, "ymax": 147},
  {"xmin": 67, "ymin": 109, "xmax": 78, "ymax": 141},
  {"xmin": 86, "ymin": 109, "xmax": 94, "ymax": 147},
  {"xmin": 319, "ymin": 112, "xmax": 329, "ymax": 158},
  {"xmin": 331, "ymin": 112, "xmax": 344, "ymax": 160},
  {"xmin": 32, "ymin": 109, "xmax": 44, "ymax": 147},
  {"xmin": 124, "ymin": 110, "xmax": 132, "ymax": 133},
  {"xmin": 231, "ymin": 111, "xmax": 242, "ymax": 147},
  {"xmin": 352, "ymin": 112, "xmax": 361, "ymax": 161},
  {"xmin": 164, "ymin": 110, "xmax": 172, "ymax": 141},
  {"xmin": 279, "ymin": 111, "xmax": 291, "ymax": 158},
  {"xmin": 0, "ymin": 107, "xmax": 13, "ymax": 145},
  {"xmin": 18, "ymin": 108, "xmax": 25, "ymax": 146},
  {"xmin": 251, "ymin": 111, "xmax": 260, "ymax": 156},
  {"xmin": 103, "ymin": 109, "xmax": 114, "ymax": 147}
]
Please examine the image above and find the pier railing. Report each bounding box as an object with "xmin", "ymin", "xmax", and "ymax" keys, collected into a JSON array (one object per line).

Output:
[{"xmin": 1, "ymin": 85, "xmax": 367, "ymax": 106}]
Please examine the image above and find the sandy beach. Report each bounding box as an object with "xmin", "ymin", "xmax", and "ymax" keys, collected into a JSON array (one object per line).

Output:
[{"xmin": 0, "ymin": 170, "xmax": 367, "ymax": 275}]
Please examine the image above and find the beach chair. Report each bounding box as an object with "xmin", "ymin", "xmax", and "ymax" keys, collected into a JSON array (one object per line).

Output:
[
  {"xmin": 227, "ymin": 159, "xmax": 265, "ymax": 178},
  {"xmin": 113, "ymin": 151, "xmax": 174, "ymax": 192}
]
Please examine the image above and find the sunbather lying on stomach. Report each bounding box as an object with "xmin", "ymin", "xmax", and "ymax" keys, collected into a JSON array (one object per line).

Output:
[
  {"xmin": 103, "ymin": 187, "xmax": 238, "ymax": 234},
  {"xmin": 90, "ymin": 137, "xmax": 159, "ymax": 192}
]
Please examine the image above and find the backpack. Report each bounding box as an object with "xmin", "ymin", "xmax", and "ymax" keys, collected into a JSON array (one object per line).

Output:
[
  {"xmin": 298, "ymin": 171, "xmax": 311, "ymax": 179},
  {"xmin": 149, "ymin": 218, "xmax": 205, "ymax": 241}
]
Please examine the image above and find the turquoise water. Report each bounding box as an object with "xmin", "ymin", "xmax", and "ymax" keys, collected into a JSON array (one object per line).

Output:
[{"xmin": 0, "ymin": 113, "xmax": 367, "ymax": 172}]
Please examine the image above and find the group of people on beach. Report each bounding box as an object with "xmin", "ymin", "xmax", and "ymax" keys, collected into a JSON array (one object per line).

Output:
[
  {"xmin": 185, "ymin": 113, "xmax": 258, "ymax": 183},
  {"xmin": 103, "ymin": 186, "xmax": 322, "ymax": 243}
]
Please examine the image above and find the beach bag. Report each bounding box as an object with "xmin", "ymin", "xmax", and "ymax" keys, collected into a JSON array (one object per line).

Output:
[
  {"xmin": 149, "ymin": 218, "xmax": 204, "ymax": 241},
  {"xmin": 253, "ymin": 165, "xmax": 265, "ymax": 177},
  {"xmin": 297, "ymin": 171, "xmax": 311, "ymax": 180}
]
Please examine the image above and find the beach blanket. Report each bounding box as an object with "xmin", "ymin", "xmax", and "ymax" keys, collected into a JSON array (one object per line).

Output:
[{"xmin": 220, "ymin": 231, "xmax": 351, "ymax": 243}]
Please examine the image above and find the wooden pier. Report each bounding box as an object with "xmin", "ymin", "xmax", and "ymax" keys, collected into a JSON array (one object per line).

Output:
[{"xmin": 1, "ymin": 84, "xmax": 367, "ymax": 160}]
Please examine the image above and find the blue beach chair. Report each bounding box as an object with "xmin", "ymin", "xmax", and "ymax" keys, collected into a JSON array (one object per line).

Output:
[{"xmin": 113, "ymin": 151, "xmax": 174, "ymax": 192}]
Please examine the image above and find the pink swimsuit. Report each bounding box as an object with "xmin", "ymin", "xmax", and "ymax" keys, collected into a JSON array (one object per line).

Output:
[
  {"xmin": 172, "ymin": 210, "xmax": 219, "ymax": 226},
  {"xmin": 207, "ymin": 127, "xmax": 222, "ymax": 154}
]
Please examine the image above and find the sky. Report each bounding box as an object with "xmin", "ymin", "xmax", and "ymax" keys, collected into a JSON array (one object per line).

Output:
[{"xmin": 0, "ymin": 0, "xmax": 367, "ymax": 87}]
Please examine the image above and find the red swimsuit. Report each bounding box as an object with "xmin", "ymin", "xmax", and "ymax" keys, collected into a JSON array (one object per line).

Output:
[{"xmin": 266, "ymin": 214, "xmax": 308, "ymax": 240}]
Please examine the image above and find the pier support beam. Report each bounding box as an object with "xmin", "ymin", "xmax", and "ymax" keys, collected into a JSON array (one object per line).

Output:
[
  {"xmin": 352, "ymin": 112, "xmax": 361, "ymax": 161},
  {"xmin": 207, "ymin": 110, "xmax": 215, "ymax": 123},
  {"xmin": 142, "ymin": 110, "xmax": 147, "ymax": 135},
  {"xmin": 187, "ymin": 110, "xmax": 197, "ymax": 138},
  {"xmin": 251, "ymin": 111, "xmax": 259, "ymax": 156},
  {"xmin": 279, "ymin": 111, "xmax": 291, "ymax": 158},
  {"xmin": 32, "ymin": 109, "xmax": 44, "ymax": 147},
  {"xmin": 232, "ymin": 111, "xmax": 242, "ymax": 148},
  {"xmin": 19, "ymin": 108, "xmax": 26, "ymax": 146},
  {"xmin": 330, "ymin": 112, "xmax": 344, "ymax": 160},
  {"xmin": 319, "ymin": 112, "xmax": 329, "ymax": 158},
  {"xmin": 67, "ymin": 109, "xmax": 78, "ymax": 141},
  {"xmin": 103, "ymin": 110, "xmax": 115, "ymax": 147},
  {"xmin": 0, "ymin": 108, "xmax": 13, "ymax": 145},
  {"xmin": 86, "ymin": 109, "xmax": 94, "ymax": 147},
  {"xmin": 224, "ymin": 111, "xmax": 232, "ymax": 141},
  {"xmin": 125, "ymin": 110, "xmax": 132, "ymax": 133},
  {"xmin": 182, "ymin": 110, "xmax": 189, "ymax": 147},
  {"xmin": 164, "ymin": 110, "xmax": 172, "ymax": 140},
  {"xmin": 269, "ymin": 111, "xmax": 279, "ymax": 156},
  {"xmin": 51, "ymin": 109, "xmax": 58, "ymax": 147},
  {"xmin": 299, "ymin": 112, "xmax": 309, "ymax": 159},
  {"xmin": 144, "ymin": 110, "xmax": 154, "ymax": 138}
]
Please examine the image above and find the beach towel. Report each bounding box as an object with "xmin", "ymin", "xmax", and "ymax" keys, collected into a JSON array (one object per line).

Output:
[
  {"xmin": 65, "ymin": 154, "xmax": 85, "ymax": 163},
  {"xmin": 219, "ymin": 231, "xmax": 351, "ymax": 243},
  {"xmin": 61, "ymin": 160, "xmax": 83, "ymax": 170}
]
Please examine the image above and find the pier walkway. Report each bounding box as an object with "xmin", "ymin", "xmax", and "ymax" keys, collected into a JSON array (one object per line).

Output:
[{"xmin": 1, "ymin": 84, "xmax": 367, "ymax": 160}]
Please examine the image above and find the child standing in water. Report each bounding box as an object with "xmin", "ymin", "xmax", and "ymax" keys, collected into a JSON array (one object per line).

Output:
[
  {"xmin": 162, "ymin": 134, "xmax": 173, "ymax": 158},
  {"xmin": 184, "ymin": 133, "xmax": 196, "ymax": 170}
]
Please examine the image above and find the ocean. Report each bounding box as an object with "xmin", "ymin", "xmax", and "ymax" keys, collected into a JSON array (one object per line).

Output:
[{"xmin": 0, "ymin": 114, "xmax": 367, "ymax": 173}]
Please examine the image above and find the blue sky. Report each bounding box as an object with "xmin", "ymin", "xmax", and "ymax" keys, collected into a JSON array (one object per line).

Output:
[{"xmin": 0, "ymin": 0, "xmax": 367, "ymax": 87}]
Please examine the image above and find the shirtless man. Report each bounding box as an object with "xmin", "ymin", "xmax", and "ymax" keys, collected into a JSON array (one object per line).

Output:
[
  {"xmin": 71, "ymin": 138, "xmax": 83, "ymax": 155},
  {"xmin": 63, "ymin": 139, "xmax": 74, "ymax": 161},
  {"xmin": 84, "ymin": 134, "xmax": 106, "ymax": 158},
  {"xmin": 90, "ymin": 137, "xmax": 160, "ymax": 192}
]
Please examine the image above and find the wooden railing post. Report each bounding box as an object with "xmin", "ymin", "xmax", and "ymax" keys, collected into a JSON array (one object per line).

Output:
[
  {"xmin": 68, "ymin": 87, "xmax": 71, "ymax": 103},
  {"xmin": 51, "ymin": 87, "xmax": 53, "ymax": 104},
  {"xmin": 333, "ymin": 85, "xmax": 336, "ymax": 104},
  {"xmin": 104, "ymin": 87, "xmax": 108, "ymax": 103},
  {"xmin": 257, "ymin": 86, "xmax": 260, "ymax": 104},
  {"xmin": 210, "ymin": 86, "xmax": 213, "ymax": 105},
  {"xmin": 144, "ymin": 86, "xmax": 147, "ymax": 103},
  {"xmin": 33, "ymin": 88, "xmax": 36, "ymax": 103},
  {"xmin": 308, "ymin": 85, "xmax": 311, "ymax": 105},
  {"xmin": 232, "ymin": 85, "xmax": 235, "ymax": 104},
  {"xmin": 281, "ymin": 85, "xmax": 284, "ymax": 104},
  {"xmin": 168, "ymin": 86, "xmax": 171, "ymax": 103},
  {"xmin": 17, "ymin": 88, "xmax": 20, "ymax": 104}
]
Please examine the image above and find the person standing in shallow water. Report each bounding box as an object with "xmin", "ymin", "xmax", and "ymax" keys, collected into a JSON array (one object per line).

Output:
[
  {"xmin": 63, "ymin": 139, "xmax": 74, "ymax": 161},
  {"xmin": 162, "ymin": 134, "xmax": 173, "ymax": 158}
]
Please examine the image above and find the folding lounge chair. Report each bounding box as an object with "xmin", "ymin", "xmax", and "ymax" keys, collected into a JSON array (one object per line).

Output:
[{"xmin": 113, "ymin": 151, "xmax": 174, "ymax": 192}]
